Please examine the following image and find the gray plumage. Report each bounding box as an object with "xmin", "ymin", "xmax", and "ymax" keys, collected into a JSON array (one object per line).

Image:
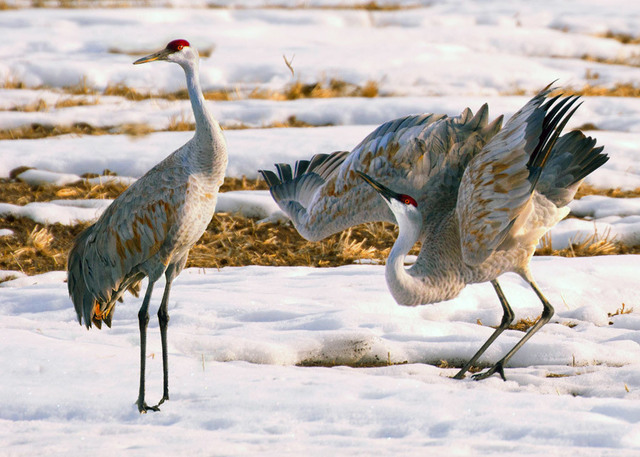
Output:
[
  {"xmin": 67, "ymin": 39, "xmax": 227, "ymax": 412},
  {"xmin": 260, "ymin": 85, "xmax": 607, "ymax": 381}
]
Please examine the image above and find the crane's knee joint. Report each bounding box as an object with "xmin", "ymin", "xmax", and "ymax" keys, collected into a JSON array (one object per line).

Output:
[
  {"xmin": 138, "ymin": 310, "xmax": 150, "ymax": 328},
  {"xmin": 541, "ymin": 303, "xmax": 555, "ymax": 321},
  {"xmin": 500, "ymin": 311, "xmax": 515, "ymax": 327},
  {"xmin": 158, "ymin": 308, "xmax": 170, "ymax": 325}
]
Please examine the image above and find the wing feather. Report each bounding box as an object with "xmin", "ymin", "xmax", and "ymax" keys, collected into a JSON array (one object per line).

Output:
[
  {"xmin": 261, "ymin": 108, "xmax": 500, "ymax": 241},
  {"xmin": 456, "ymin": 86, "xmax": 587, "ymax": 266}
]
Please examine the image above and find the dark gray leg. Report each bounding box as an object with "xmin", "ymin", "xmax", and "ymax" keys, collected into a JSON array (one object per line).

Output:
[
  {"xmin": 136, "ymin": 280, "xmax": 158, "ymax": 413},
  {"xmin": 472, "ymin": 278, "xmax": 554, "ymax": 381},
  {"xmin": 154, "ymin": 279, "xmax": 172, "ymax": 407},
  {"xmin": 453, "ymin": 279, "xmax": 514, "ymax": 379},
  {"xmin": 152, "ymin": 257, "xmax": 186, "ymax": 409}
]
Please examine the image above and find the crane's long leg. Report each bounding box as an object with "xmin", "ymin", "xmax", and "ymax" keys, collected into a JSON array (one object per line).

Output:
[
  {"xmin": 154, "ymin": 278, "xmax": 172, "ymax": 408},
  {"xmin": 152, "ymin": 257, "xmax": 186, "ymax": 409},
  {"xmin": 472, "ymin": 278, "xmax": 554, "ymax": 381},
  {"xmin": 136, "ymin": 279, "xmax": 158, "ymax": 413},
  {"xmin": 453, "ymin": 280, "xmax": 514, "ymax": 380}
]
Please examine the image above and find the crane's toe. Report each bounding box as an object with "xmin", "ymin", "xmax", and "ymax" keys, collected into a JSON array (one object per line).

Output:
[
  {"xmin": 137, "ymin": 401, "xmax": 161, "ymax": 414},
  {"xmin": 471, "ymin": 361, "xmax": 507, "ymax": 381}
]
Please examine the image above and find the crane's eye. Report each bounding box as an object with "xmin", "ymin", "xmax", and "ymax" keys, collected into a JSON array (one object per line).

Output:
[
  {"xmin": 177, "ymin": 45, "xmax": 183, "ymax": 50},
  {"xmin": 400, "ymin": 195, "xmax": 418, "ymax": 207}
]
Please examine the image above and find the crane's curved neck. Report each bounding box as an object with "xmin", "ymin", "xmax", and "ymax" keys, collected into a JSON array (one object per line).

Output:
[
  {"xmin": 181, "ymin": 59, "xmax": 227, "ymax": 176},
  {"xmin": 385, "ymin": 216, "xmax": 426, "ymax": 306},
  {"xmin": 385, "ymin": 214, "xmax": 462, "ymax": 306}
]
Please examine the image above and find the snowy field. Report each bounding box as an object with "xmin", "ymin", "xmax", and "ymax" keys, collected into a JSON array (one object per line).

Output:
[{"xmin": 1, "ymin": 0, "xmax": 640, "ymax": 455}]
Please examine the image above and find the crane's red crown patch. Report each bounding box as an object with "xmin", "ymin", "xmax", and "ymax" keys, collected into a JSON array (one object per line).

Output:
[{"xmin": 167, "ymin": 39, "xmax": 190, "ymax": 52}]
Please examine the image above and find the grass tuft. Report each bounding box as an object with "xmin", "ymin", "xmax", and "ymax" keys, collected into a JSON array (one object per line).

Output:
[
  {"xmin": 575, "ymin": 183, "xmax": 640, "ymax": 199},
  {"xmin": 608, "ymin": 303, "xmax": 634, "ymax": 318},
  {"xmin": 1, "ymin": 176, "xmax": 639, "ymax": 276},
  {"xmin": 598, "ymin": 31, "xmax": 640, "ymax": 45},
  {"xmin": 536, "ymin": 230, "xmax": 623, "ymax": 258},
  {"xmin": 9, "ymin": 99, "xmax": 49, "ymax": 112},
  {"xmin": 508, "ymin": 317, "xmax": 539, "ymax": 332},
  {"xmin": 559, "ymin": 83, "xmax": 640, "ymax": 97},
  {"xmin": 64, "ymin": 76, "xmax": 97, "ymax": 96},
  {"xmin": 0, "ymin": 122, "xmax": 158, "ymax": 140}
]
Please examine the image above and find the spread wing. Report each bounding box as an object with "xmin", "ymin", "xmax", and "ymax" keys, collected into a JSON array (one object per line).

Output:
[
  {"xmin": 261, "ymin": 107, "xmax": 501, "ymax": 241},
  {"xmin": 456, "ymin": 86, "xmax": 583, "ymax": 266}
]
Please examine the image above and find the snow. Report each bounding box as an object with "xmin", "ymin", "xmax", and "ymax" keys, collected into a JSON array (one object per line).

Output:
[
  {"xmin": 15, "ymin": 168, "xmax": 83, "ymax": 186},
  {"xmin": 2, "ymin": 1, "xmax": 640, "ymax": 455},
  {"xmin": 1, "ymin": 258, "xmax": 640, "ymax": 455}
]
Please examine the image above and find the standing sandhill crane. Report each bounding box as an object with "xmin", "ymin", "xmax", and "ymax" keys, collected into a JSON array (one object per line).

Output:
[
  {"xmin": 260, "ymin": 85, "xmax": 607, "ymax": 380},
  {"xmin": 67, "ymin": 39, "xmax": 227, "ymax": 412}
]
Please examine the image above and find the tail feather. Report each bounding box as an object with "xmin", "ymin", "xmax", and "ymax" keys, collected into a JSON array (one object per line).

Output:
[
  {"xmin": 259, "ymin": 150, "xmax": 349, "ymax": 212},
  {"xmin": 527, "ymin": 95, "xmax": 582, "ymax": 189},
  {"xmin": 67, "ymin": 225, "xmax": 97, "ymax": 329},
  {"xmin": 67, "ymin": 224, "xmax": 127, "ymax": 329},
  {"xmin": 536, "ymin": 129, "xmax": 608, "ymax": 206}
]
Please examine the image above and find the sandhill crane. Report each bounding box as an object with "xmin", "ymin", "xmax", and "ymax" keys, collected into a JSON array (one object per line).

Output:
[
  {"xmin": 67, "ymin": 39, "xmax": 227, "ymax": 412},
  {"xmin": 260, "ymin": 86, "xmax": 607, "ymax": 380}
]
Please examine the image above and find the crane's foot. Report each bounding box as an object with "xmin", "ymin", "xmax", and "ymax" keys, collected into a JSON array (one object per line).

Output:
[
  {"xmin": 137, "ymin": 399, "xmax": 161, "ymax": 414},
  {"xmin": 155, "ymin": 394, "xmax": 169, "ymax": 408},
  {"xmin": 471, "ymin": 361, "xmax": 507, "ymax": 381}
]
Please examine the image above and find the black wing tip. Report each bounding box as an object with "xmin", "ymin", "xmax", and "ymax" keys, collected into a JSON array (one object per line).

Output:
[{"xmin": 528, "ymin": 91, "xmax": 586, "ymax": 189}]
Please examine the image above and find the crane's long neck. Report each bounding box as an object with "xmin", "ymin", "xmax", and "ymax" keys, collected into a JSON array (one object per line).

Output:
[
  {"xmin": 385, "ymin": 213, "xmax": 463, "ymax": 306},
  {"xmin": 182, "ymin": 60, "xmax": 227, "ymax": 177},
  {"xmin": 385, "ymin": 215, "xmax": 427, "ymax": 306}
]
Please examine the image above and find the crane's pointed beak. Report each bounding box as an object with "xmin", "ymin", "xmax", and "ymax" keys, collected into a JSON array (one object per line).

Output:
[
  {"xmin": 356, "ymin": 171, "xmax": 398, "ymax": 202},
  {"xmin": 133, "ymin": 48, "xmax": 172, "ymax": 65}
]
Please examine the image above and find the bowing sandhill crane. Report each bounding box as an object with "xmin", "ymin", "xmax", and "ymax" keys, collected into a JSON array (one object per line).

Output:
[
  {"xmin": 260, "ymin": 85, "xmax": 607, "ymax": 381},
  {"xmin": 67, "ymin": 39, "xmax": 227, "ymax": 412}
]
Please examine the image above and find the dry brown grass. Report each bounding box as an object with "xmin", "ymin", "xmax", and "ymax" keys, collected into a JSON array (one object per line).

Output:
[
  {"xmin": 558, "ymin": 83, "xmax": 640, "ymax": 97},
  {"xmin": 9, "ymin": 99, "xmax": 49, "ymax": 112},
  {"xmin": 578, "ymin": 53, "xmax": 640, "ymax": 69},
  {"xmin": 3, "ymin": 97, "xmax": 100, "ymax": 113},
  {"xmin": 2, "ymin": 175, "xmax": 640, "ymax": 277},
  {"xmin": 0, "ymin": 122, "xmax": 159, "ymax": 140},
  {"xmin": 7, "ymin": 77, "xmax": 377, "ymax": 102},
  {"xmin": 54, "ymin": 97, "xmax": 100, "ymax": 109},
  {"xmin": 0, "ymin": 213, "xmax": 407, "ymax": 275},
  {"xmin": 64, "ymin": 76, "xmax": 98, "ymax": 96},
  {"xmin": 0, "ymin": 218, "xmax": 88, "ymax": 274},
  {"xmin": 0, "ymin": 170, "xmax": 400, "ymax": 274},
  {"xmin": 508, "ymin": 317, "xmax": 539, "ymax": 332},
  {"xmin": 1, "ymin": 174, "xmax": 267, "ymax": 205},
  {"xmin": 479, "ymin": 316, "xmax": 539, "ymax": 332},
  {"xmin": 599, "ymin": 31, "xmax": 640, "ymax": 45},
  {"xmin": 284, "ymin": 79, "xmax": 379, "ymax": 100},
  {"xmin": 7, "ymin": 0, "xmax": 418, "ymax": 9},
  {"xmin": 167, "ymin": 114, "xmax": 194, "ymax": 132},
  {"xmin": 93, "ymin": 78, "xmax": 377, "ymax": 102},
  {"xmin": 505, "ymin": 81, "xmax": 640, "ymax": 98},
  {"xmin": 534, "ymin": 229, "xmax": 640, "ymax": 258},
  {"xmin": 241, "ymin": 1, "xmax": 419, "ymax": 11},
  {"xmin": 575, "ymin": 183, "xmax": 640, "ymax": 199},
  {"xmin": 1, "ymin": 75, "xmax": 27, "ymax": 89},
  {"xmin": 103, "ymin": 82, "xmax": 149, "ymax": 101},
  {"xmin": 0, "ymin": 117, "xmax": 329, "ymax": 140},
  {"xmin": 608, "ymin": 302, "xmax": 634, "ymax": 319}
]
